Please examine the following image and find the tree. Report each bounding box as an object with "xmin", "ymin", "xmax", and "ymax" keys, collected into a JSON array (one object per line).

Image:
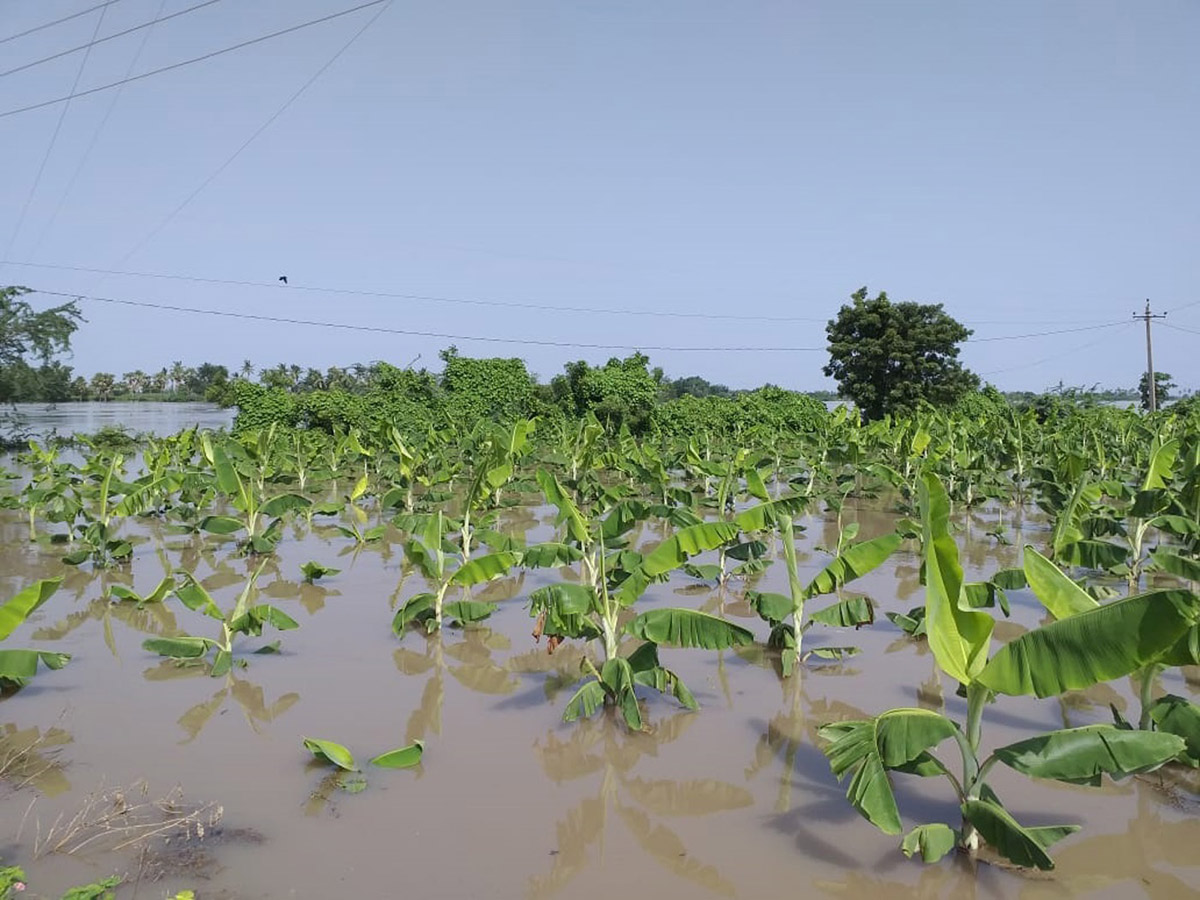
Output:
[
  {"xmin": 90, "ymin": 372, "xmax": 116, "ymax": 401},
  {"xmin": 823, "ymin": 287, "xmax": 978, "ymax": 421},
  {"xmin": 122, "ymin": 370, "xmax": 147, "ymax": 395},
  {"xmin": 1138, "ymin": 371, "xmax": 1175, "ymax": 411},
  {"xmin": 550, "ymin": 353, "xmax": 658, "ymax": 432},
  {"xmin": 0, "ymin": 286, "xmax": 82, "ymax": 403},
  {"xmin": 187, "ymin": 362, "xmax": 229, "ymax": 397}
]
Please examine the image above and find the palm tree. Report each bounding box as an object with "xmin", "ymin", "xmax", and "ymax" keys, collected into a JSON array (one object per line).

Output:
[
  {"xmin": 168, "ymin": 361, "xmax": 187, "ymax": 395},
  {"xmin": 240, "ymin": 359, "xmax": 255, "ymax": 380},
  {"xmin": 121, "ymin": 370, "xmax": 148, "ymax": 394},
  {"xmin": 90, "ymin": 372, "xmax": 116, "ymax": 401}
]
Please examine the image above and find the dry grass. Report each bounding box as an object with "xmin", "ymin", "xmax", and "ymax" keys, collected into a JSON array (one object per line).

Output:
[{"xmin": 19, "ymin": 780, "xmax": 223, "ymax": 860}]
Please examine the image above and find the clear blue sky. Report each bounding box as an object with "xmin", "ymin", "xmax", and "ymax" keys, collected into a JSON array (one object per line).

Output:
[{"xmin": 1, "ymin": 0, "xmax": 1196, "ymax": 391}]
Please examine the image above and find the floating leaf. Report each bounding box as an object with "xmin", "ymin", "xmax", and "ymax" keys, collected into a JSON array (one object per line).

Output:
[
  {"xmin": 370, "ymin": 740, "xmax": 424, "ymax": 769},
  {"xmin": 303, "ymin": 737, "xmax": 358, "ymax": 771}
]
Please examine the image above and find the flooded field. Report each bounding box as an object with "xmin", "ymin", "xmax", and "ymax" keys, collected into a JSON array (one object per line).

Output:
[{"xmin": 0, "ymin": 486, "xmax": 1196, "ymax": 899}]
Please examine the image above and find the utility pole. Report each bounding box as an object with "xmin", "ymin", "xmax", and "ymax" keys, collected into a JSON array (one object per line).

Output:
[{"xmin": 1133, "ymin": 300, "xmax": 1167, "ymax": 412}]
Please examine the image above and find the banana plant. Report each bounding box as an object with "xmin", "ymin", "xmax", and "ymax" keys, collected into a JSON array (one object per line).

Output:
[
  {"xmin": 0, "ymin": 578, "xmax": 70, "ymax": 689},
  {"xmin": 391, "ymin": 510, "xmax": 520, "ymax": 634},
  {"xmin": 819, "ymin": 473, "xmax": 1198, "ymax": 869},
  {"xmin": 531, "ymin": 469, "xmax": 755, "ymax": 731},
  {"xmin": 16, "ymin": 441, "xmax": 79, "ymax": 542},
  {"xmin": 451, "ymin": 418, "xmax": 535, "ymax": 560},
  {"xmin": 1023, "ymin": 543, "xmax": 1200, "ymax": 752},
  {"xmin": 199, "ymin": 438, "xmax": 311, "ymax": 554},
  {"xmin": 748, "ymin": 516, "xmax": 900, "ymax": 675},
  {"xmin": 142, "ymin": 563, "xmax": 298, "ymax": 676},
  {"xmin": 332, "ymin": 468, "xmax": 386, "ymax": 546},
  {"xmin": 680, "ymin": 445, "xmax": 777, "ymax": 584}
]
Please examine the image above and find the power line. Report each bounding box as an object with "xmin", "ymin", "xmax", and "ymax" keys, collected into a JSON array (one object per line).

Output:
[
  {"xmin": 2, "ymin": 4, "xmax": 110, "ymax": 267},
  {"xmin": 966, "ymin": 321, "xmax": 1128, "ymax": 343},
  {"xmin": 976, "ymin": 323, "xmax": 1133, "ymax": 377},
  {"xmin": 0, "ymin": 261, "xmax": 1134, "ymax": 333},
  {"xmin": 113, "ymin": 0, "xmax": 394, "ymax": 267},
  {"xmin": 0, "ymin": 0, "xmax": 390, "ymax": 121},
  {"xmin": 31, "ymin": 288, "xmax": 828, "ymax": 352},
  {"xmin": 0, "ymin": 0, "xmax": 225, "ymax": 81},
  {"xmin": 0, "ymin": 1, "xmax": 125, "ymax": 47},
  {"xmin": 27, "ymin": 0, "xmax": 171, "ymax": 261},
  {"xmin": 1162, "ymin": 297, "xmax": 1200, "ymax": 315},
  {"xmin": 2, "ymin": 260, "xmax": 832, "ymax": 323},
  {"xmin": 1163, "ymin": 321, "xmax": 1200, "ymax": 337}
]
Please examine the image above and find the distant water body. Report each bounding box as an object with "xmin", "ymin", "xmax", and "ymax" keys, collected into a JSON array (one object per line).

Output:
[{"xmin": 8, "ymin": 401, "xmax": 235, "ymax": 440}]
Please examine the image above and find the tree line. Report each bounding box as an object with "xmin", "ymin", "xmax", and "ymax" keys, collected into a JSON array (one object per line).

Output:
[{"xmin": 0, "ymin": 284, "xmax": 1188, "ymax": 416}]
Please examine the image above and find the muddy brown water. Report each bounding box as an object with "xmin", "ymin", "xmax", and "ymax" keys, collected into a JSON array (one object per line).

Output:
[{"xmin": 0, "ymin": 491, "xmax": 1197, "ymax": 899}]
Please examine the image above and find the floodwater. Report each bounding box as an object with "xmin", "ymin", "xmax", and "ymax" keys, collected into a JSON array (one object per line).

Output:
[
  {"xmin": 6, "ymin": 402, "xmax": 235, "ymax": 441},
  {"xmin": 0, "ymin": 487, "xmax": 1196, "ymax": 899}
]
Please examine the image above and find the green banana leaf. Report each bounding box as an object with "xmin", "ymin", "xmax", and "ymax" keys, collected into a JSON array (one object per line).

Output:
[
  {"xmin": 626, "ymin": 608, "xmax": 753, "ymax": 649},
  {"xmin": 979, "ymin": 589, "xmax": 1200, "ymax": 698},
  {"xmin": 1022, "ymin": 546, "xmax": 1097, "ymax": 619},
  {"xmin": 920, "ymin": 473, "xmax": 993, "ymax": 685},
  {"xmin": 0, "ymin": 578, "xmax": 63, "ymax": 641},
  {"xmin": 303, "ymin": 737, "xmax": 358, "ymax": 771},
  {"xmin": 820, "ymin": 708, "xmax": 958, "ymax": 835},
  {"xmin": 993, "ymin": 724, "xmax": 1185, "ymax": 785}
]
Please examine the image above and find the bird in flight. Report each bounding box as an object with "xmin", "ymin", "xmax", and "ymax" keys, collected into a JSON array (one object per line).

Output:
[{"xmin": 278, "ymin": 275, "xmax": 288, "ymax": 284}]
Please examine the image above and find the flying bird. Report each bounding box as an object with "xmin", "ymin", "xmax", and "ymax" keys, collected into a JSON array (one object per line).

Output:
[{"xmin": 278, "ymin": 275, "xmax": 288, "ymax": 284}]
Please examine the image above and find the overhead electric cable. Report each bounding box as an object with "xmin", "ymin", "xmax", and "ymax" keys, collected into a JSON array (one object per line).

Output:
[
  {"xmin": 114, "ymin": 0, "xmax": 394, "ymax": 266},
  {"xmin": 2, "ymin": 5, "xmax": 109, "ymax": 267},
  {"xmin": 976, "ymin": 323, "xmax": 1133, "ymax": 377},
  {"xmin": 1163, "ymin": 321, "xmax": 1200, "ymax": 337},
  {"xmin": 31, "ymin": 289, "xmax": 828, "ymax": 352},
  {"xmin": 3, "ymin": 261, "xmax": 829, "ymax": 323},
  {"xmin": 26, "ymin": 0, "xmax": 171, "ymax": 260},
  {"xmin": 0, "ymin": 1, "xmax": 125, "ymax": 47},
  {"xmin": 1162, "ymin": 297, "xmax": 1200, "ymax": 315},
  {"xmin": 0, "ymin": 0, "xmax": 225, "ymax": 81},
  {"xmin": 965, "ymin": 321, "xmax": 1128, "ymax": 343},
  {"xmin": 0, "ymin": 261, "xmax": 1130, "ymax": 331},
  {"xmin": 0, "ymin": 0, "xmax": 390, "ymax": 120}
]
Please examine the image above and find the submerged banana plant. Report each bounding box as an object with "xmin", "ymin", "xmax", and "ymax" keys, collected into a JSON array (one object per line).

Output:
[
  {"xmin": 0, "ymin": 578, "xmax": 70, "ymax": 689},
  {"xmin": 142, "ymin": 562, "xmax": 298, "ymax": 676},
  {"xmin": 530, "ymin": 469, "xmax": 755, "ymax": 731},
  {"xmin": 199, "ymin": 437, "xmax": 311, "ymax": 554},
  {"xmin": 819, "ymin": 473, "xmax": 1199, "ymax": 870},
  {"xmin": 749, "ymin": 510, "xmax": 899, "ymax": 675},
  {"xmin": 391, "ymin": 510, "xmax": 519, "ymax": 634}
]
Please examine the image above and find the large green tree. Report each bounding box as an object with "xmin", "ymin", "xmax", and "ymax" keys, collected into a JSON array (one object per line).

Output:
[
  {"xmin": 550, "ymin": 353, "xmax": 659, "ymax": 433},
  {"xmin": 0, "ymin": 286, "xmax": 83, "ymax": 403},
  {"xmin": 1138, "ymin": 371, "xmax": 1175, "ymax": 411},
  {"xmin": 823, "ymin": 287, "xmax": 978, "ymax": 421}
]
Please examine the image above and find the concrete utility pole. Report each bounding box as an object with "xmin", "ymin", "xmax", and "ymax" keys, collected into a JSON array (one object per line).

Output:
[{"xmin": 1133, "ymin": 300, "xmax": 1167, "ymax": 412}]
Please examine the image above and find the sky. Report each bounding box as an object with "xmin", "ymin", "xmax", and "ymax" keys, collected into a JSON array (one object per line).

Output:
[{"xmin": 0, "ymin": 0, "xmax": 1197, "ymax": 391}]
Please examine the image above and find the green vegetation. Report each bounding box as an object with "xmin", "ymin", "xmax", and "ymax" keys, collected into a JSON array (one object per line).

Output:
[
  {"xmin": 3, "ymin": 282, "xmax": 1200, "ymax": 885},
  {"xmin": 823, "ymin": 287, "xmax": 979, "ymax": 421}
]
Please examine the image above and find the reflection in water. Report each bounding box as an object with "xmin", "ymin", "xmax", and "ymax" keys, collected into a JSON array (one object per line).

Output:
[
  {"xmin": 394, "ymin": 628, "xmax": 516, "ymax": 744},
  {"xmin": 819, "ymin": 862, "xmax": 981, "ymax": 900},
  {"xmin": 304, "ymin": 765, "xmax": 368, "ymax": 817},
  {"xmin": 744, "ymin": 672, "xmax": 868, "ymax": 814},
  {"xmin": 1021, "ymin": 779, "xmax": 1200, "ymax": 900},
  {"xmin": 0, "ymin": 722, "xmax": 72, "ymax": 796},
  {"xmin": 259, "ymin": 577, "xmax": 341, "ymax": 616},
  {"xmin": 141, "ymin": 661, "xmax": 299, "ymax": 743},
  {"xmin": 529, "ymin": 716, "xmax": 750, "ymax": 899},
  {"xmin": 816, "ymin": 777, "xmax": 1200, "ymax": 900},
  {"xmin": 33, "ymin": 594, "xmax": 179, "ymax": 658}
]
